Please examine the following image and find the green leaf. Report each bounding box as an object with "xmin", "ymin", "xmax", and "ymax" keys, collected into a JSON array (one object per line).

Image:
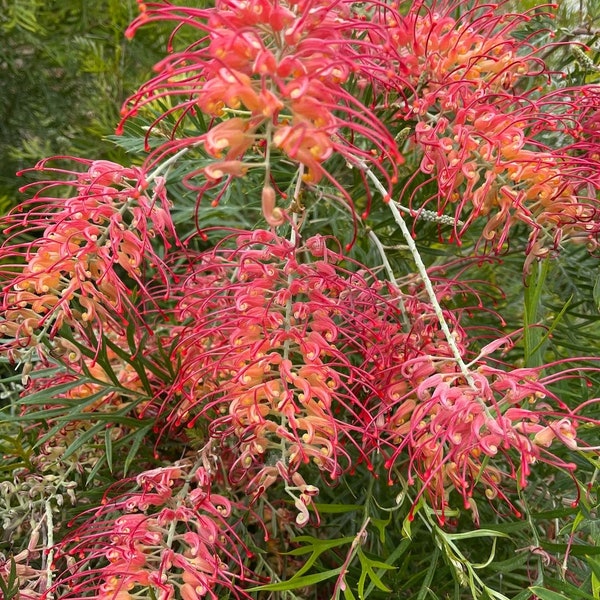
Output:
[
  {"xmin": 0, "ymin": 556, "xmax": 19, "ymax": 599},
  {"xmin": 311, "ymin": 503, "xmax": 363, "ymax": 514},
  {"xmin": 248, "ymin": 567, "xmax": 343, "ymax": 591},
  {"xmin": 443, "ymin": 529, "xmax": 510, "ymax": 541},
  {"xmin": 417, "ymin": 546, "xmax": 440, "ymax": 600},
  {"xmin": 62, "ymin": 421, "xmax": 107, "ymax": 460},
  {"xmin": 524, "ymin": 258, "xmax": 550, "ymax": 367},
  {"xmin": 357, "ymin": 547, "xmax": 394, "ymax": 599},
  {"xmin": 123, "ymin": 423, "xmax": 153, "ymax": 476},
  {"xmin": 343, "ymin": 584, "xmax": 358, "ymax": 600},
  {"xmin": 529, "ymin": 587, "xmax": 571, "ymax": 600},
  {"xmin": 585, "ymin": 555, "xmax": 600, "ymax": 598},
  {"xmin": 370, "ymin": 514, "xmax": 391, "ymax": 543},
  {"xmin": 593, "ymin": 273, "xmax": 600, "ymax": 312},
  {"xmin": 539, "ymin": 542, "xmax": 600, "ymax": 556},
  {"xmin": 104, "ymin": 427, "xmax": 113, "ymax": 473},
  {"xmin": 283, "ymin": 535, "xmax": 354, "ymax": 581},
  {"xmin": 539, "ymin": 578, "xmax": 600, "ymax": 600}
]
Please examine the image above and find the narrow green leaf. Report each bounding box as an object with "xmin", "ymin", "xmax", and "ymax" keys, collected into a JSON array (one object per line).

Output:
[
  {"xmin": 311, "ymin": 503, "xmax": 363, "ymax": 514},
  {"xmin": 528, "ymin": 294, "xmax": 572, "ymax": 357},
  {"xmin": 585, "ymin": 554, "xmax": 600, "ymax": 581},
  {"xmin": 285, "ymin": 536, "xmax": 355, "ymax": 556},
  {"xmin": 85, "ymin": 453, "xmax": 108, "ymax": 485},
  {"xmin": 443, "ymin": 529, "xmax": 510, "ymax": 541},
  {"xmin": 124, "ymin": 423, "xmax": 153, "ymax": 475},
  {"xmin": 104, "ymin": 427, "xmax": 113, "ymax": 473},
  {"xmin": 528, "ymin": 587, "xmax": 571, "ymax": 600},
  {"xmin": 248, "ymin": 567, "xmax": 342, "ymax": 591},
  {"xmin": 283, "ymin": 535, "xmax": 354, "ymax": 581},
  {"xmin": 417, "ymin": 546, "xmax": 440, "ymax": 600},
  {"xmin": 524, "ymin": 259, "xmax": 550, "ymax": 367},
  {"xmin": 511, "ymin": 590, "xmax": 533, "ymax": 600},
  {"xmin": 343, "ymin": 584, "xmax": 358, "ymax": 600},
  {"xmin": 62, "ymin": 421, "xmax": 107, "ymax": 459},
  {"xmin": 539, "ymin": 542, "xmax": 600, "ymax": 556},
  {"xmin": 0, "ymin": 556, "xmax": 19, "ymax": 598},
  {"xmin": 17, "ymin": 380, "xmax": 97, "ymax": 405},
  {"xmin": 362, "ymin": 538, "xmax": 412, "ymax": 600},
  {"xmin": 402, "ymin": 512, "xmax": 413, "ymax": 539},
  {"xmin": 357, "ymin": 548, "xmax": 393, "ymax": 598},
  {"xmin": 540, "ymin": 578, "xmax": 600, "ymax": 600},
  {"xmin": 593, "ymin": 273, "xmax": 600, "ymax": 311},
  {"xmin": 371, "ymin": 515, "xmax": 391, "ymax": 544},
  {"xmin": 530, "ymin": 508, "xmax": 578, "ymax": 520}
]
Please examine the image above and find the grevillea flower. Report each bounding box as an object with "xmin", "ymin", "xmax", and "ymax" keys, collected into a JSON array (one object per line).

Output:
[
  {"xmin": 120, "ymin": 0, "xmax": 403, "ymax": 221},
  {"xmin": 408, "ymin": 98, "xmax": 600, "ymax": 257},
  {"xmin": 136, "ymin": 229, "xmax": 407, "ymax": 523},
  {"xmin": 362, "ymin": 0, "xmax": 600, "ymax": 256},
  {"xmin": 0, "ymin": 551, "xmax": 45, "ymax": 600},
  {"xmin": 0, "ymin": 157, "xmax": 176, "ymax": 363},
  {"xmin": 374, "ymin": 313, "xmax": 589, "ymax": 523},
  {"xmin": 53, "ymin": 462, "xmax": 255, "ymax": 600}
]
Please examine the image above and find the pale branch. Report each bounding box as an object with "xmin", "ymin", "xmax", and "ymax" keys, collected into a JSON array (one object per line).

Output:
[{"xmin": 355, "ymin": 160, "xmax": 475, "ymax": 386}]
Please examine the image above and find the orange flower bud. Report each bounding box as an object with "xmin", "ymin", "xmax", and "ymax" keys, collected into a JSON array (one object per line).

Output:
[{"xmin": 261, "ymin": 185, "xmax": 285, "ymax": 226}]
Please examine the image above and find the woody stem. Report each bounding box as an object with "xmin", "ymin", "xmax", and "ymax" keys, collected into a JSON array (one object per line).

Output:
[{"xmin": 358, "ymin": 161, "xmax": 475, "ymax": 387}]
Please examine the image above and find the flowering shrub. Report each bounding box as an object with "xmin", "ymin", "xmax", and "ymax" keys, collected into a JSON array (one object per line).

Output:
[{"xmin": 2, "ymin": 0, "xmax": 600, "ymax": 599}]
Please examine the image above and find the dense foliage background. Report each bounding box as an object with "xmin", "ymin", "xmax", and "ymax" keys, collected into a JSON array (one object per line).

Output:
[{"xmin": 0, "ymin": 0, "xmax": 165, "ymax": 211}]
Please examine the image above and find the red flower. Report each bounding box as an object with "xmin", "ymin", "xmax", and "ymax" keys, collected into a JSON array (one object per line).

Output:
[
  {"xmin": 120, "ymin": 0, "xmax": 402, "ymax": 221},
  {"xmin": 0, "ymin": 157, "xmax": 176, "ymax": 361},
  {"xmin": 53, "ymin": 463, "xmax": 254, "ymax": 599}
]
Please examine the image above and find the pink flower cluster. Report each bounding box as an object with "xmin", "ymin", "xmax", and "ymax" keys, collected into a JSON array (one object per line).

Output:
[
  {"xmin": 58, "ymin": 464, "xmax": 253, "ymax": 600},
  {"xmin": 0, "ymin": 158, "xmax": 175, "ymax": 362},
  {"xmin": 150, "ymin": 231, "xmax": 401, "ymax": 519},
  {"xmin": 121, "ymin": 0, "xmax": 402, "ymax": 219},
  {"xmin": 368, "ymin": 0, "xmax": 600, "ymax": 255},
  {"xmin": 122, "ymin": 229, "xmax": 586, "ymax": 524},
  {"xmin": 379, "ymin": 362, "xmax": 580, "ymax": 522}
]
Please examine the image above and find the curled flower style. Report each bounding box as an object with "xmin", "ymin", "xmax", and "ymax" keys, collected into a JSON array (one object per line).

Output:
[
  {"xmin": 376, "ymin": 324, "xmax": 589, "ymax": 523},
  {"xmin": 146, "ymin": 230, "xmax": 405, "ymax": 509},
  {"xmin": 366, "ymin": 0, "xmax": 600, "ymax": 256},
  {"xmin": 0, "ymin": 157, "xmax": 176, "ymax": 362},
  {"xmin": 53, "ymin": 462, "xmax": 255, "ymax": 600},
  {"xmin": 409, "ymin": 101, "xmax": 600, "ymax": 257},
  {"xmin": 120, "ymin": 0, "xmax": 401, "ymax": 213}
]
